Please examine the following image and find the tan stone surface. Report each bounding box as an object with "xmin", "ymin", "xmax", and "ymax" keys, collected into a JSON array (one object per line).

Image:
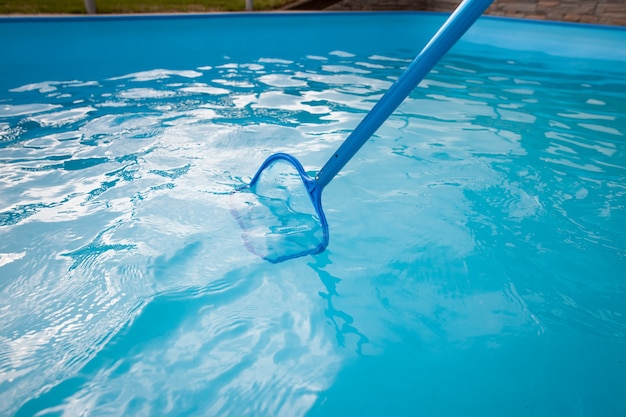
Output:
[{"xmin": 324, "ymin": 0, "xmax": 626, "ymax": 26}]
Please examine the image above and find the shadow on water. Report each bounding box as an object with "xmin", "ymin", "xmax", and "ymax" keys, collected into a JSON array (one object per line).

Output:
[{"xmin": 308, "ymin": 253, "xmax": 368, "ymax": 355}]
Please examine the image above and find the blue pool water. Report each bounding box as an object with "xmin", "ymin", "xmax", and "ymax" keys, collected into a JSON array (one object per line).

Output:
[{"xmin": 1, "ymin": 12, "xmax": 625, "ymax": 416}]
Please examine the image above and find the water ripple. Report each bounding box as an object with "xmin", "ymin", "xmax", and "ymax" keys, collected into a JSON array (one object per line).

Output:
[{"xmin": 0, "ymin": 34, "xmax": 625, "ymax": 417}]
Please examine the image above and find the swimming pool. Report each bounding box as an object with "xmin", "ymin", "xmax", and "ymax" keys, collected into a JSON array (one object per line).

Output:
[{"xmin": 1, "ymin": 12, "xmax": 625, "ymax": 416}]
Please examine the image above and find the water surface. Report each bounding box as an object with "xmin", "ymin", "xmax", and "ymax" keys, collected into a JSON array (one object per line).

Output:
[{"xmin": 1, "ymin": 13, "xmax": 625, "ymax": 417}]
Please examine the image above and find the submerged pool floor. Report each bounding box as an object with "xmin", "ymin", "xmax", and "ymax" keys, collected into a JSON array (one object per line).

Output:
[{"xmin": 0, "ymin": 13, "xmax": 625, "ymax": 417}]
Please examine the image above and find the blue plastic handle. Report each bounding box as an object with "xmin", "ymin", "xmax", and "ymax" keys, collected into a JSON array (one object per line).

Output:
[{"xmin": 315, "ymin": 0, "xmax": 494, "ymax": 189}]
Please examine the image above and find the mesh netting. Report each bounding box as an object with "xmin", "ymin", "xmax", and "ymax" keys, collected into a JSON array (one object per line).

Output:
[{"xmin": 230, "ymin": 157, "xmax": 327, "ymax": 263}]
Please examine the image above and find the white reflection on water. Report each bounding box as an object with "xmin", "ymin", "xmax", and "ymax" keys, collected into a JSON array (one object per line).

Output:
[{"xmin": 0, "ymin": 43, "xmax": 625, "ymax": 416}]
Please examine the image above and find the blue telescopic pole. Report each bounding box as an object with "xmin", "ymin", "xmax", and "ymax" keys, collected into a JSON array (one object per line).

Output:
[{"xmin": 315, "ymin": 0, "xmax": 494, "ymax": 189}]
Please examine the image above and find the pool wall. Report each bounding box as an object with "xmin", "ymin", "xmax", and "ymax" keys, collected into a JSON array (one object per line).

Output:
[{"xmin": 1, "ymin": 12, "xmax": 625, "ymax": 94}]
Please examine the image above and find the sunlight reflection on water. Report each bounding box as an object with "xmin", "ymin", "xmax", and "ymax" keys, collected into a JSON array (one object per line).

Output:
[{"xmin": 1, "ymin": 13, "xmax": 625, "ymax": 417}]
